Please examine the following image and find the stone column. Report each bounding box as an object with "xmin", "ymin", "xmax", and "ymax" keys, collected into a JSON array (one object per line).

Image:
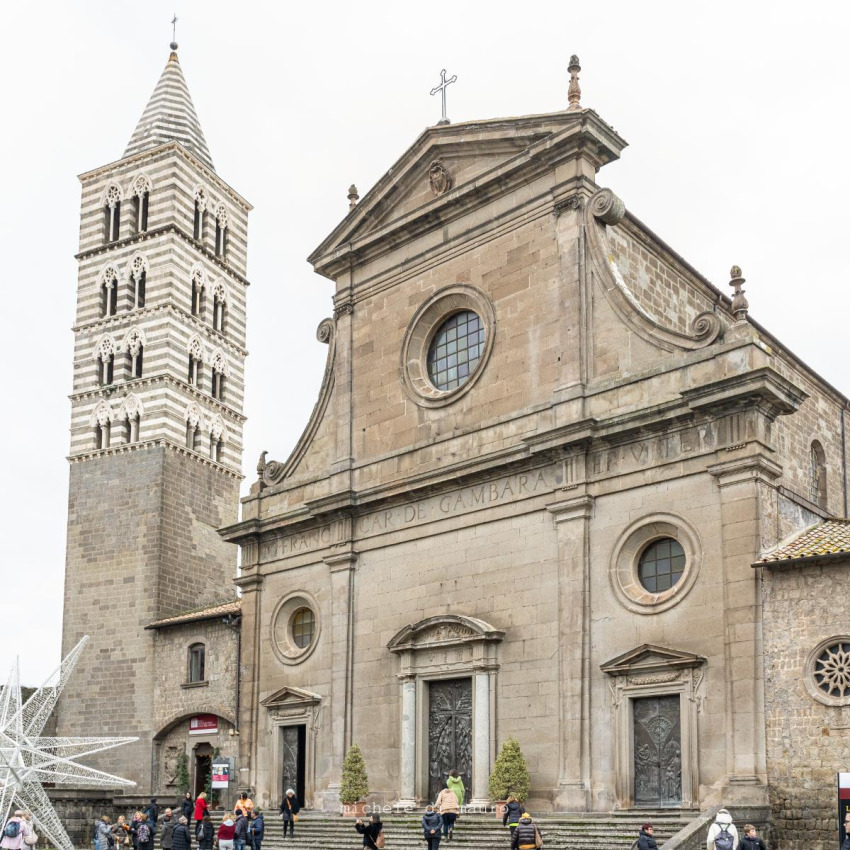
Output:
[
  {"xmin": 546, "ymin": 493, "xmax": 593, "ymax": 811},
  {"xmin": 469, "ymin": 671, "xmax": 492, "ymax": 808},
  {"xmin": 707, "ymin": 453, "xmax": 780, "ymax": 807},
  {"xmin": 323, "ymin": 550, "xmax": 358, "ymax": 811},
  {"xmin": 396, "ymin": 675, "xmax": 417, "ymax": 808}
]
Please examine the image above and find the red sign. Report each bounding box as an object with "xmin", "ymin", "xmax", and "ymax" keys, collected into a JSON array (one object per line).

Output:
[{"xmin": 189, "ymin": 714, "xmax": 219, "ymax": 735}]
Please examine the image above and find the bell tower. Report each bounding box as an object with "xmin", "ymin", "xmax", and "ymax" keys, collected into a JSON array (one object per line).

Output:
[{"xmin": 55, "ymin": 43, "xmax": 250, "ymax": 787}]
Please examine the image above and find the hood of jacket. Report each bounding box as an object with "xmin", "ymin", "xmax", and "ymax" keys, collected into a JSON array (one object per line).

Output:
[
  {"xmin": 422, "ymin": 812, "xmax": 442, "ymax": 828},
  {"xmin": 715, "ymin": 810, "xmax": 733, "ymax": 827},
  {"xmin": 518, "ymin": 817, "xmax": 533, "ymax": 825}
]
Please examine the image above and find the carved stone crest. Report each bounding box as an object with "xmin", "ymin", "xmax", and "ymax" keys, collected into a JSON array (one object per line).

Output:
[{"xmin": 429, "ymin": 160, "xmax": 452, "ymax": 197}]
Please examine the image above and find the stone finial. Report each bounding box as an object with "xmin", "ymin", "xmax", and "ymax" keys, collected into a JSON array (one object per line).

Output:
[
  {"xmin": 729, "ymin": 265, "xmax": 749, "ymax": 322},
  {"xmin": 568, "ymin": 55, "xmax": 582, "ymax": 111},
  {"xmin": 348, "ymin": 184, "xmax": 359, "ymax": 211}
]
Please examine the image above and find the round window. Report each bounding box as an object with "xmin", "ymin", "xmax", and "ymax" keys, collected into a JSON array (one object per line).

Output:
[
  {"xmin": 813, "ymin": 641, "xmax": 850, "ymax": 699},
  {"xmin": 426, "ymin": 310, "xmax": 486, "ymax": 391},
  {"xmin": 291, "ymin": 607, "xmax": 315, "ymax": 649},
  {"xmin": 637, "ymin": 538, "xmax": 686, "ymax": 593}
]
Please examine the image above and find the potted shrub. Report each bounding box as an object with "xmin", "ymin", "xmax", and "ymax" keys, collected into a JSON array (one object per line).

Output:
[
  {"xmin": 488, "ymin": 737, "xmax": 530, "ymax": 819},
  {"xmin": 340, "ymin": 743, "xmax": 369, "ymax": 817}
]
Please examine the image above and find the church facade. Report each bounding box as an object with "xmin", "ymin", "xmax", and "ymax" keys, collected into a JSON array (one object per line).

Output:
[{"xmin": 55, "ymin": 44, "xmax": 850, "ymax": 849}]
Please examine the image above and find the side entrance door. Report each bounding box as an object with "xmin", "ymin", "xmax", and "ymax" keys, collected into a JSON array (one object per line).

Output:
[
  {"xmin": 281, "ymin": 724, "xmax": 306, "ymax": 806},
  {"xmin": 428, "ymin": 678, "xmax": 472, "ymax": 802},
  {"xmin": 633, "ymin": 695, "xmax": 682, "ymax": 807}
]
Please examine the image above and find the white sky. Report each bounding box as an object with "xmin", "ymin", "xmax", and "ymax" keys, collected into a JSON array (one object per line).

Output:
[{"xmin": 1, "ymin": 1, "xmax": 847, "ymax": 684}]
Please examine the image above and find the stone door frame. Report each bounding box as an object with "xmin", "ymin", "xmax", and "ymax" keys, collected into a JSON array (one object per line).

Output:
[
  {"xmin": 261, "ymin": 686, "xmax": 322, "ymax": 809},
  {"xmin": 601, "ymin": 644, "xmax": 706, "ymax": 810},
  {"xmin": 388, "ymin": 615, "xmax": 504, "ymax": 807}
]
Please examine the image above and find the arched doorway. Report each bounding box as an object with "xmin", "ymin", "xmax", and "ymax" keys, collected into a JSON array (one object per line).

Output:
[{"xmin": 194, "ymin": 742, "xmax": 214, "ymax": 798}]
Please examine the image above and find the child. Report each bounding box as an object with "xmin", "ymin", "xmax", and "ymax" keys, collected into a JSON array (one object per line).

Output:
[{"xmin": 739, "ymin": 824, "xmax": 765, "ymax": 850}]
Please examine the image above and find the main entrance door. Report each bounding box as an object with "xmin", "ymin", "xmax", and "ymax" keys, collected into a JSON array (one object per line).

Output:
[
  {"xmin": 428, "ymin": 678, "xmax": 472, "ymax": 802},
  {"xmin": 633, "ymin": 695, "xmax": 682, "ymax": 807},
  {"xmin": 281, "ymin": 725, "xmax": 306, "ymax": 805}
]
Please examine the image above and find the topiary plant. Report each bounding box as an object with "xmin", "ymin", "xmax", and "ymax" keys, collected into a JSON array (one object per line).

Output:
[
  {"xmin": 488, "ymin": 737, "xmax": 530, "ymax": 801},
  {"xmin": 176, "ymin": 751, "xmax": 190, "ymax": 796},
  {"xmin": 339, "ymin": 743, "xmax": 369, "ymax": 804}
]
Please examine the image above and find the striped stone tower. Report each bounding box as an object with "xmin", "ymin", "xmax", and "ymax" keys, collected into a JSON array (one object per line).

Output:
[{"xmin": 55, "ymin": 43, "xmax": 249, "ymax": 787}]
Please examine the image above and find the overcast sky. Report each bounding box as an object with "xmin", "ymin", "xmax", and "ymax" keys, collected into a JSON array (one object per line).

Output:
[{"xmin": 1, "ymin": 1, "xmax": 847, "ymax": 684}]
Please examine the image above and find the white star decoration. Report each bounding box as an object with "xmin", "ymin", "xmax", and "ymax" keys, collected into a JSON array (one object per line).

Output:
[{"xmin": 0, "ymin": 637, "xmax": 136, "ymax": 850}]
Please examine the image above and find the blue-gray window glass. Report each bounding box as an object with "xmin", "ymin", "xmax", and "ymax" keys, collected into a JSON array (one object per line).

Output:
[
  {"xmin": 638, "ymin": 538, "xmax": 685, "ymax": 593},
  {"xmin": 427, "ymin": 311, "xmax": 485, "ymax": 391}
]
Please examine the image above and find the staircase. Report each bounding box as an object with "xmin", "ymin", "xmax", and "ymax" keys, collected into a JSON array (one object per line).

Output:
[{"xmin": 245, "ymin": 810, "xmax": 696, "ymax": 850}]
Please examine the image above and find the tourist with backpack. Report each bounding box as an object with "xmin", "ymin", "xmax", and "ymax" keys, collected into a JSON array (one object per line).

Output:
[
  {"xmin": 136, "ymin": 815, "xmax": 154, "ymax": 850},
  {"xmin": 145, "ymin": 800, "xmax": 160, "ymax": 831},
  {"xmin": 2, "ymin": 811, "xmax": 29, "ymax": 850},
  {"xmin": 706, "ymin": 809, "xmax": 738, "ymax": 850},
  {"xmin": 636, "ymin": 823, "xmax": 658, "ymax": 850}
]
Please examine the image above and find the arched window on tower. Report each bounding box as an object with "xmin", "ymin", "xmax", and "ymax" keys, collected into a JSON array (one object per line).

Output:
[
  {"xmin": 193, "ymin": 187, "xmax": 207, "ymax": 242},
  {"xmin": 212, "ymin": 282, "xmax": 227, "ymax": 333},
  {"xmin": 99, "ymin": 266, "xmax": 119, "ymax": 318},
  {"xmin": 210, "ymin": 352, "xmax": 227, "ymax": 401},
  {"xmin": 119, "ymin": 394, "xmax": 143, "ymax": 444},
  {"xmin": 191, "ymin": 266, "xmax": 205, "ymax": 318},
  {"xmin": 185, "ymin": 403, "xmax": 204, "ymax": 452},
  {"xmin": 131, "ymin": 175, "xmax": 152, "ymax": 234},
  {"xmin": 810, "ymin": 440, "xmax": 827, "ymax": 508},
  {"xmin": 128, "ymin": 254, "xmax": 148, "ymax": 310},
  {"xmin": 209, "ymin": 415, "xmax": 226, "ymax": 463},
  {"xmin": 92, "ymin": 401, "xmax": 113, "ymax": 450},
  {"xmin": 95, "ymin": 336, "xmax": 116, "ymax": 386},
  {"xmin": 187, "ymin": 336, "xmax": 204, "ymax": 387},
  {"xmin": 214, "ymin": 205, "xmax": 228, "ymax": 259},
  {"xmin": 123, "ymin": 328, "xmax": 145, "ymax": 380},
  {"xmin": 103, "ymin": 184, "xmax": 122, "ymax": 243}
]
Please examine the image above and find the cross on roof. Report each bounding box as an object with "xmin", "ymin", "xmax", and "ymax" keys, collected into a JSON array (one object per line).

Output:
[{"xmin": 430, "ymin": 69, "xmax": 457, "ymax": 125}]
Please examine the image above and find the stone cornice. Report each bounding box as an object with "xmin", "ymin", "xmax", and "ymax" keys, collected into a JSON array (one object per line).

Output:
[
  {"xmin": 67, "ymin": 437, "xmax": 244, "ymax": 479},
  {"xmin": 78, "ymin": 140, "xmax": 253, "ymax": 212},
  {"xmin": 706, "ymin": 454, "xmax": 784, "ymax": 488},
  {"xmin": 75, "ymin": 224, "xmax": 250, "ymax": 288},
  {"xmin": 68, "ymin": 374, "xmax": 247, "ymax": 423},
  {"xmin": 545, "ymin": 494, "xmax": 594, "ymax": 523}
]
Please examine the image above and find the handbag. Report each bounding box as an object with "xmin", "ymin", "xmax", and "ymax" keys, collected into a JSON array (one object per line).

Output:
[
  {"xmin": 375, "ymin": 829, "xmax": 385, "ymax": 849},
  {"xmin": 292, "ymin": 815, "xmax": 299, "ymax": 823},
  {"xmin": 534, "ymin": 827, "xmax": 543, "ymax": 849},
  {"xmin": 24, "ymin": 831, "xmax": 38, "ymax": 846}
]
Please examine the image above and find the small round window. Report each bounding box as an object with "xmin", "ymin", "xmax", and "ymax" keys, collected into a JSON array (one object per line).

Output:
[
  {"xmin": 638, "ymin": 538, "xmax": 686, "ymax": 593},
  {"xmin": 291, "ymin": 608, "xmax": 315, "ymax": 649},
  {"xmin": 426, "ymin": 311, "xmax": 486, "ymax": 391}
]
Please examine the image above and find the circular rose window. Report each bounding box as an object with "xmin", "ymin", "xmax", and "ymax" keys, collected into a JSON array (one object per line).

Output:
[
  {"xmin": 806, "ymin": 637, "xmax": 850, "ymax": 706},
  {"xmin": 426, "ymin": 310, "xmax": 485, "ymax": 391},
  {"xmin": 401, "ymin": 284, "xmax": 496, "ymax": 408}
]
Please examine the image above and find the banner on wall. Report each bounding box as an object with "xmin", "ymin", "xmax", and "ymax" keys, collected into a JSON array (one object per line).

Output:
[
  {"xmin": 839, "ymin": 773, "xmax": 850, "ymax": 848},
  {"xmin": 189, "ymin": 714, "xmax": 219, "ymax": 735}
]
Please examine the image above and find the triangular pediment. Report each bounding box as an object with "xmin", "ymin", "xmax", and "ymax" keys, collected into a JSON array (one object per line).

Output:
[
  {"xmin": 601, "ymin": 643, "xmax": 706, "ymax": 677},
  {"xmin": 308, "ymin": 109, "xmax": 626, "ymax": 278},
  {"xmin": 260, "ymin": 685, "xmax": 322, "ymax": 709}
]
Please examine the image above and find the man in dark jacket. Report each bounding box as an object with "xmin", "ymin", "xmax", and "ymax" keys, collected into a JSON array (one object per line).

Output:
[
  {"xmin": 160, "ymin": 811, "xmax": 175, "ymax": 850},
  {"xmin": 739, "ymin": 824, "xmax": 766, "ymax": 850},
  {"xmin": 637, "ymin": 823, "xmax": 658, "ymax": 850},
  {"xmin": 146, "ymin": 800, "xmax": 160, "ymax": 830},
  {"xmin": 511, "ymin": 814, "xmax": 541, "ymax": 850},
  {"xmin": 248, "ymin": 811, "xmax": 264, "ymax": 850},
  {"xmin": 171, "ymin": 818, "xmax": 191, "ymax": 850},
  {"xmin": 180, "ymin": 794, "xmax": 194, "ymax": 824},
  {"xmin": 233, "ymin": 812, "xmax": 249, "ymax": 850}
]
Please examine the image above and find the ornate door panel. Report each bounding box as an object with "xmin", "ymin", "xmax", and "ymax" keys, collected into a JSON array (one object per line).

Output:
[
  {"xmin": 281, "ymin": 725, "xmax": 306, "ymax": 804},
  {"xmin": 633, "ymin": 695, "xmax": 681, "ymax": 807},
  {"xmin": 428, "ymin": 679, "xmax": 472, "ymax": 802}
]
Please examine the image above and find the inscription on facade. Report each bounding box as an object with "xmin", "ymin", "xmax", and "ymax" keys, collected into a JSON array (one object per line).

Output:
[
  {"xmin": 356, "ymin": 468, "xmax": 554, "ymax": 537},
  {"xmin": 260, "ymin": 520, "xmax": 346, "ymax": 562}
]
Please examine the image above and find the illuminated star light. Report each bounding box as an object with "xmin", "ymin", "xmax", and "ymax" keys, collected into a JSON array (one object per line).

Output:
[{"xmin": 0, "ymin": 637, "xmax": 137, "ymax": 850}]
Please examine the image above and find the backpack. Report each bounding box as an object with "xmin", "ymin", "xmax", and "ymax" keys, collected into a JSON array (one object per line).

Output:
[
  {"xmin": 137, "ymin": 824, "xmax": 151, "ymax": 844},
  {"xmin": 715, "ymin": 826, "xmax": 734, "ymax": 850},
  {"xmin": 4, "ymin": 822, "xmax": 21, "ymax": 839}
]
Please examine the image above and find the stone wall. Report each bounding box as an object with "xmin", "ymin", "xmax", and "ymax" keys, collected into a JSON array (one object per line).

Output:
[{"xmin": 762, "ymin": 560, "xmax": 850, "ymax": 850}]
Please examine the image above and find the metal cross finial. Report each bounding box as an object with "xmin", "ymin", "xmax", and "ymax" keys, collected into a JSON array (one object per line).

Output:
[
  {"xmin": 170, "ymin": 14, "xmax": 179, "ymax": 50},
  {"xmin": 430, "ymin": 69, "xmax": 457, "ymax": 125}
]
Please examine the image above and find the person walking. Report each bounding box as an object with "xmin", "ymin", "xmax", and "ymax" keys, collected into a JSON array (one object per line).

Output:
[
  {"xmin": 233, "ymin": 810, "xmax": 249, "ymax": 850},
  {"xmin": 354, "ymin": 814, "xmax": 383, "ymax": 850},
  {"xmin": 136, "ymin": 815, "xmax": 153, "ymax": 850},
  {"xmin": 434, "ymin": 785, "xmax": 460, "ymax": 840},
  {"xmin": 502, "ymin": 796, "xmax": 523, "ymax": 841},
  {"xmin": 248, "ymin": 811, "xmax": 264, "ymax": 850},
  {"xmin": 193, "ymin": 794, "xmax": 209, "ymax": 831},
  {"xmin": 279, "ymin": 789, "xmax": 300, "ymax": 840},
  {"xmin": 146, "ymin": 800, "xmax": 160, "ymax": 831},
  {"xmin": 706, "ymin": 809, "xmax": 738, "ymax": 850},
  {"xmin": 739, "ymin": 825, "xmax": 765, "ymax": 850},
  {"xmin": 446, "ymin": 770, "xmax": 465, "ymax": 809},
  {"xmin": 511, "ymin": 813, "xmax": 542, "ymax": 850},
  {"xmin": 637, "ymin": 823, "xmax": 658, "ymax": 850},
  {"xmin": 171, "ymin": 818, "xmax": 191, "ymax": 850},
  {"xmin": 2, "ymin": 810, "xmax": 29, "ymax": 850},
  {"xmin": 422, "ymin": 806, "xmax": 442, "ymax": 850},
  {"xmin": 180, "ymin": 794, "xmax": 193, "ymax": 825},
  {"xmin": 196, "ymin": 815, "xmax": 214, "ymax": 850},
  {"xmin": 160, "ymin": 810, "xmax": 175, "ymax": 850},
  {"xmin": 217, "ymin": 817, "xmax": 236, "ymax": 850}
]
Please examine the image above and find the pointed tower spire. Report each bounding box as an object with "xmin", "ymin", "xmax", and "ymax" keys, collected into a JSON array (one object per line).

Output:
[{"xmin": 124, "ymin": 45, "xmax": 215, "ymax": 171}]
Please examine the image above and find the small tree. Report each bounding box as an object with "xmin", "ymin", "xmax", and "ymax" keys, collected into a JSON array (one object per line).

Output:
[
  {"xmin": 176, "ymin": 751, "xmax": 190, "ymax": 796},
  {"xmin": 488, "ymin": 737, "xmax": 530, "ymax": 801},
  {"xmin": 339, "ymin": 744, "xmax": 369, "ymax": 804}
]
